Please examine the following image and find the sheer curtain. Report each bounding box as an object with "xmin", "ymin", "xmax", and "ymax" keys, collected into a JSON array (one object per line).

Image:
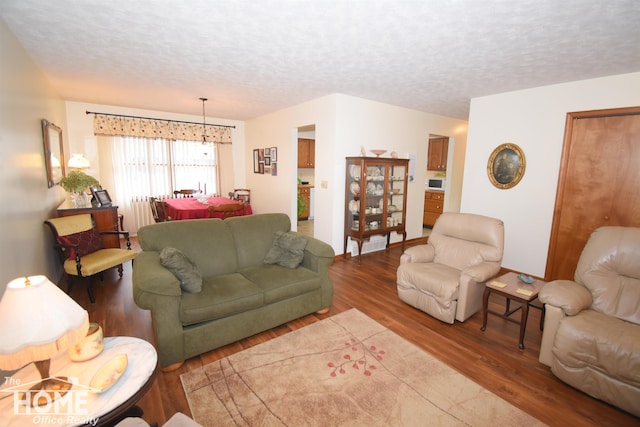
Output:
[{"xmin": 99, "ymin": 136, "xmax": 219, "ymax": 235}]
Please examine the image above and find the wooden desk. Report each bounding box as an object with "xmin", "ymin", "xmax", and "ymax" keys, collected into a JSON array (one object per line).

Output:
[
  {"xmin": 57, "ymin": 201, "xmax": 121, "ymax": 248},
  {"xmin": 165, "ymin": 196, "xmax": 252, "ymax": 220},
  {"xmin": 0, "ymin": 336, "xmax": 157, "ymax": 427}
]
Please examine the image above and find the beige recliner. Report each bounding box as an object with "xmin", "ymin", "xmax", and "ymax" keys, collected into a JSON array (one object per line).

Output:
[
  {"xmin": 396, "ymin": 212, "xmax": 504, "ymax": 324},
  {"xmin": 539, "ymin": 226, "xmax": 640, "ymax": 417}
]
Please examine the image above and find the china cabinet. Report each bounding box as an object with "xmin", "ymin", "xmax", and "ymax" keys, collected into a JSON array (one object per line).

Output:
[{"xmin": 344, "ymin": 156, "xmax": 409, "ymax": 264}]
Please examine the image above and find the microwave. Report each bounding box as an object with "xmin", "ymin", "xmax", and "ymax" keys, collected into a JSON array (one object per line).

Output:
[{"xmin": 427, "ymin": 177, "xmax": 446, "ymax": 191}]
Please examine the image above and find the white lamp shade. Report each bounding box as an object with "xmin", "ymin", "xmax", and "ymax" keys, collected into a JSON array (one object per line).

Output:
[
  {"xmin": 0, "ymin": 276, "xmax": 89, "ymax": 370},
  {"xmin": 68, "ymin": 153, "xmax": 90, "ymax": 169}
]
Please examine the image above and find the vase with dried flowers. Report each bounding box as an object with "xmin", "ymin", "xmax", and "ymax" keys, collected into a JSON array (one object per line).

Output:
[{"xmin": 59, "ymin": 171, "xmax": 100, "ymax": 207}]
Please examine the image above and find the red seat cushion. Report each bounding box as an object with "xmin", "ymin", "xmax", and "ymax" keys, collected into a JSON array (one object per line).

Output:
[{"xmin": 58, "ymin": 227, "xmax": 104, "ymax": 260}]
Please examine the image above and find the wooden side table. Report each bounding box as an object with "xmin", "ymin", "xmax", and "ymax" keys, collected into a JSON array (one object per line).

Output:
[
  {"xmin": 0, "ymin": 337, "xmax": 157, "ymax": 427},
  {"xmin": 480, "ymin": 272, "xmax": 547, "ymax": 350}
]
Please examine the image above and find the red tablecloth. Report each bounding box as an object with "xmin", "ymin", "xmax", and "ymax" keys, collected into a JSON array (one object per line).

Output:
[{"xmin": 164, "ymin": 197, "xmax": 252, "ymax": 220}]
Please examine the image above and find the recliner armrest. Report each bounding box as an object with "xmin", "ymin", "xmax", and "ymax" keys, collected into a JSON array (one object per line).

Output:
[
  {"xmin": 400, "ymin": 244, "xmax": 435, "ymax": 264},
  {"xmin": 539, "ymin": 280, "xmax": 592, "ymax": 316},
  {"xmin": 462, "ymin": 261, "xmax": 501, "ymax": 283}
]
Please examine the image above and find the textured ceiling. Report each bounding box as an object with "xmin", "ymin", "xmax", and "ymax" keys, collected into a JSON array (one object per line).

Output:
[{"xmin": 2, "ymin": 0, "xmax": 639, "ymax": 120}]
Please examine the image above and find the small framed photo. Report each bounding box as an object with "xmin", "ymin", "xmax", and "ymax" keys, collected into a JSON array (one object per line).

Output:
[
  {"xmin": 270, "ymin": 147, "xmax": 277, "ymax": 161},
  {"xmin": 264, "ymin": 147, "xmax": 271, "ymax": 157},
  {"xmin": 253, "ymin": 149, "xmax": 260, "ymax": 173},
  {"xmin": 91, "ymin": 188, "xmax": 112, "ymax": 207}
]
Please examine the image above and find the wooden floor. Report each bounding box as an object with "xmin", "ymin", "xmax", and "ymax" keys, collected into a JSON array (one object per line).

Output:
[{"xmin": 70, "ymin": 238, "xmax": 638, "ymax": 427}]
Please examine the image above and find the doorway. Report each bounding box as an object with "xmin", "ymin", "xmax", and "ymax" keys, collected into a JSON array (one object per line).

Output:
[
  {"xmin": 545, "ymin": 106, "xmax": 640, "ymax": 280},
  {"xmin": 297, "ymin": 124, "xmax": 316, "ymax": 237}
]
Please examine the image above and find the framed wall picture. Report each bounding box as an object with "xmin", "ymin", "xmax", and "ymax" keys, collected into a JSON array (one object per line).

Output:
[
  {"xmin": 253, "ymin": 149, "xmax": 260, "ymax": 173},
  {"xmin": 487, "ymin": 143, "xmax": 526, "ymax": 189},
  {"xmin": 270, "ymin": 147, "xmax": 277, "ymax": 161},
  {"xmin": 42, "ymin": 119, "xmax": 65, "ymax": 188}
]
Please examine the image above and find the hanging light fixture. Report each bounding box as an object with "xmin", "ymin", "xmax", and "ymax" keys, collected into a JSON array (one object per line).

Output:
[{"xmin": 200, "ymin": 97, "xmax": 208, "ymax": 145}]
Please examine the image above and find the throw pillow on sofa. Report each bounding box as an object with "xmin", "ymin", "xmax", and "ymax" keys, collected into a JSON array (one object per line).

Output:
[
  {"xmin": 160, "ymin": 247, "xmax": 202, "ymax": 293},
  {"xmin": 264, "ymin": 231, "xmax": 308, "ymax": 269}
]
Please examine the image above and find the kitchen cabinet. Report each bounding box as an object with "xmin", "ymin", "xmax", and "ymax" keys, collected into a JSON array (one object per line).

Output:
[
  {"xmin": 298, "ymin": 138, "xmax": 315, "ymax": 168},
  {"xmin": 298, "ymin": 185, "xmax": 312, "ymax": 220},
  {"xmin": 56, "ymin": 200, "xmax": 122, "ymax": 248},
  {"xmin": 428, "ymin": 137, "xmax": 448, "ymax": 171},
  {"xmin": 423, "ymin": 190, "xmax": 444, "ymax": 227},
  {"xmin": 344, "ymin": 156, "xmax": 408, "ymax": 264}
]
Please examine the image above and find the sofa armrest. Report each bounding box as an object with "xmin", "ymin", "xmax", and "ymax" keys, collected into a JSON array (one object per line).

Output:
[
  {"xmin": 132, "ymin": 252, "xmax": 182, "ymax": 302},
  {"xmin": 462, "ymin": 261, "xmax": 501, "ymax": 283},
  {"xmin": 400, "ymin": 244, "xmax": 435, "ymax": 264},
  {"xmin": 302, "ymin": 235, "xmax": 335, "ymax": 269},
  {"xmin": 539, "ymin": 280, "xmax": 592, "ymax": 316}
]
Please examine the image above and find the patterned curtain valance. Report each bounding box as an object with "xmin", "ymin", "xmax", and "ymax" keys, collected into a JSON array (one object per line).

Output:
[{"xmin": 92, "ymin": 114, "xmax": 232, "ymax": 144}]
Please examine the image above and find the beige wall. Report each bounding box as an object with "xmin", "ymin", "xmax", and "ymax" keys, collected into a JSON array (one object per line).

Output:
[
  {"xmin": 462, "ymin": 72, "xmax": 640, "ymax": 277},
  {"xmin": 246, "ymin": 94, "xmax": 468, "ymax": 254},
  {"xmin": 0, "ymin": 20, "xmax": 68, "ymax": 292}
]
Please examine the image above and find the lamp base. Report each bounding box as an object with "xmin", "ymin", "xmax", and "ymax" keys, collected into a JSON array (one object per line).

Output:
[{"xmin": 21, "ymin": 376, "xmax": 73, "ymax": 407}]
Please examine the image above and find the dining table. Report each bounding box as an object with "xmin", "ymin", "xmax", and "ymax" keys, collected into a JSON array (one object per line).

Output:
[{"xmin": 164, "ymin": 196, "xmax": 252, "ymax": 220}]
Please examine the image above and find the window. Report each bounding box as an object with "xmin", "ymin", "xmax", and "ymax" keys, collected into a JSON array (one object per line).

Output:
[{"xmin": 102, "ymin": 135, "xmax": 218, "ymax": 234}]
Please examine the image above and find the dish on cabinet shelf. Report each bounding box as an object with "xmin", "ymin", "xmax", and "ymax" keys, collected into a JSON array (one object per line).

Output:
[
  {"xmin": 349, "ymin": 200, "xmax": 359, "ymax": 214},
  {"xmin": 350, "ymin": 165, "xmax": 361, "ymax": 179},
  {"xmin": 366, "ymin": 182, "xmax": 376, "ymax": 193},
  {"xmin": 350, "ymin": 182, "xmax": 360, "ymax": 196},
  {"xmin": 367, "ymin": 167, "xmax": 381, "ymax": 177}
]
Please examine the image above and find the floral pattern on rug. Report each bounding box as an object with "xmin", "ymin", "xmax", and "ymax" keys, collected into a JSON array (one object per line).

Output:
[
  {"xmin": 327, "ymin": 337, "xmax": 385, "ymax": 377},
  {"xmin": 181, "ymin": 309, "xmax": 546, "ymax": 427}
]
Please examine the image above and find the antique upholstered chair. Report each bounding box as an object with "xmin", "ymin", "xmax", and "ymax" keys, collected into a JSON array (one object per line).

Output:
[
  {"xmin": 396, "ymin": 212, "xmax": 504, "ymax": 324},
  {"xmin": 208, "ymin": 202, "xmax": 245, "ymax": 219},
  {"xmin": 45, "ymin": 214, "xmax": 137, "ymax": 303},
  {"xmin": 538, "ymin": 226, "xmax": 640, "ymax": 417}
]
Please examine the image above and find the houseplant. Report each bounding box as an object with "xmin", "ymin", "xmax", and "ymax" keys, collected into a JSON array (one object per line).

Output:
[{"xmin": 59, "ymin": 171, "xmax": 100, "ymax": 206}]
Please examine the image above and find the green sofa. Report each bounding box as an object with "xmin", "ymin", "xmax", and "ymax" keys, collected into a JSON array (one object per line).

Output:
[{"xmin": 132, "ymin": 213, "xmax": 334, "ymax": 368}]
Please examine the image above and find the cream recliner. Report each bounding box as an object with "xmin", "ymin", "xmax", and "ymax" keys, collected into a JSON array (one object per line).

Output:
[
  {"xmin": 396, "ymin": 212, "xmax": 504, "ymax": 324},
  {"xmin": 538, "ymin": 226, "xmax": 640, "ymax": 417}
]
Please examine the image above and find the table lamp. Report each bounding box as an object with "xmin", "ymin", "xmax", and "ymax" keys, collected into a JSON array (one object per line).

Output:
[
  {"xmin": 67, "ymin": 153, "xmax": 91, "ymax": 170},
  {"xmin": 0, "ymin": 276, "xmax": 89, "ymax": 405}
]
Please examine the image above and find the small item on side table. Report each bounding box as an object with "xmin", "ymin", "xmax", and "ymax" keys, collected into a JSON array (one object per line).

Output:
[
  {"xmin": 90, "ymin": 353, "xmax": 128, "ymax": 393},
  {"xmin": 69, "ymin": 322, "xmax": 104, "ymax": 361},
  {"xmin": 517, "ymin": 274, "xmax": 536, "ymax": 284}
]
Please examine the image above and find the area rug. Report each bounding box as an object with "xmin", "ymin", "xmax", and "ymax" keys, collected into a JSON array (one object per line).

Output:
[{"xmin": 180, "ymin": 309, "xmax": 544, "ymax": 426}]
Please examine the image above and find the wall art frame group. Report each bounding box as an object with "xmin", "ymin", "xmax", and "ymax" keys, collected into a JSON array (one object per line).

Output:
[{"xmin": 253, "ymin": 147, "xmax": 278, "ymax": 176}]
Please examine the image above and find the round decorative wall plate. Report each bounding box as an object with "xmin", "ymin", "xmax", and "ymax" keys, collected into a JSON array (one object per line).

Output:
[{"xmin": 487, "ymin": 143, "xmax": 526, "ymax": 189}]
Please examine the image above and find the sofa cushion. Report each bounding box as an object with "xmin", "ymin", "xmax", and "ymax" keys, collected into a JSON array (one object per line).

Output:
[
  {"xmin": 264, "ymin": 231, "xmax": 308, "ymax": 269},
  {"xmin": 225, "ymin": 213, "xmax": 292, "ymax": 269},
  {"xmin": 240, "ymin": 264, "xmax": 321, "ymax": 304},
  {"xmin": 138, "ymin": 219, "xmax": 238, "ymax": 277},
  {"xmin": 160, "ymin": 247, "xmax": 202, "ymax": 293},
  {"xmin": 553, "ymin": 309, "xmax": 640, "ymax": 386},
  {"xmin": 179, "ymin": 273, "xmax": 264, "ymax": 325}
]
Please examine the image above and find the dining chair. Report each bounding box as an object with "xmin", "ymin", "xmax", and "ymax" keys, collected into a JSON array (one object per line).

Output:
[
  {"xmin": 44, "ymin": 213, "xmax": 137, "ymax": 303},
  {"xmin": 208, "ymin": 202, "xmax": 245, "ymax": 219},
  {"xmin": 173, "ymin": 189, "xmax": 198, "ymax": 198},
  {"xmin": 231, "ymin": 188, "xmax": 251, "ymax": 204},
  {"xmin": 149, "ymin": 197, "xmax": 172, "ymax": 222}
]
